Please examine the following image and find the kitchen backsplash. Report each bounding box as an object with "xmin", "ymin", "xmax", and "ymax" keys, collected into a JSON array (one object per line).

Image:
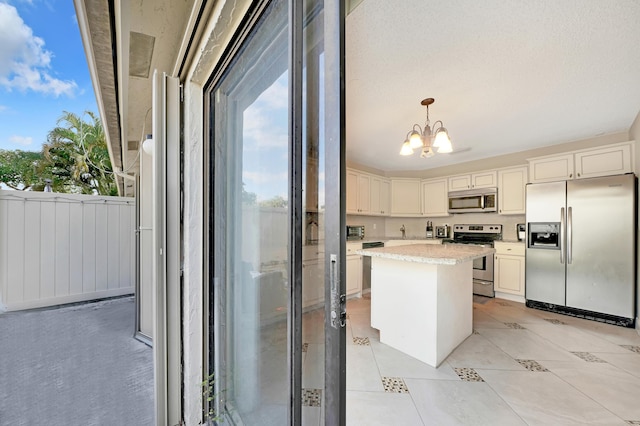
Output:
[{"xmin": 348, "ymin": 213, "xmax": 526, "ymax": 241}]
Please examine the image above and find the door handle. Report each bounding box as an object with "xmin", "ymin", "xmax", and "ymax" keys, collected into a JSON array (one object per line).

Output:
[
  {"xmin": 480, "ymin": 195, "xmax": 485, "ymax": 210},
  {"xmin": 329, "ymin": 254, "xmax": 346, "ymax": 329},
  {"xmin": 567, "ymin": 207, "xmax": 572, "ymax": 264},
  {"xmin": 560, "ymin": 207, "xmax": 565, "ymax": 264}
]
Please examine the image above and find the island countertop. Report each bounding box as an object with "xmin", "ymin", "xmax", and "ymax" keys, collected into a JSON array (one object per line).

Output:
[{"xmin": 356, "ymin": 243, "xmax": 495, "ymax": 265}]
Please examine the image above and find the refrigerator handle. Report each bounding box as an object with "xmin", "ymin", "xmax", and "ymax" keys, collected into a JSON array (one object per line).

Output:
[
  {"xmin": 560, "ymin": 207, "xmax": 565, "ymax": 264},
  {"xmin": 567, "ymin": 206, "xmax": 572, "ymax": 264}
]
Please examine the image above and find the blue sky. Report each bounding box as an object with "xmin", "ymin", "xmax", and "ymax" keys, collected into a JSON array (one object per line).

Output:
[{"xmin": 0, "ymin": 0, "xmax": 97, "ymax": 152}]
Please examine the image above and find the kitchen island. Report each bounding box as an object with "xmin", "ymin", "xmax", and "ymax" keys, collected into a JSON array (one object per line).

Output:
[{"xmin": 357, "ymin": 243, "xmax": 495, "ymax": 367}]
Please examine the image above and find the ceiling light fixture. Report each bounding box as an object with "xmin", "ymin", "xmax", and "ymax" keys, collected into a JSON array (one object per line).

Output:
[{"xmin": 400, "ymin": 98, "xmax": 453, "ymax": 158}]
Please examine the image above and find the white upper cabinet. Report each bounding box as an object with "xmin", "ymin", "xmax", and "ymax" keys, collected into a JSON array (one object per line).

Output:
[
  {"xmin": 528, "ymin": 141, "xmax": 634, "ymax": 183},
  {"xmin": 448, "ymin": 174, "xmax": 471, "ymax": 191},
  {"xmin": 421, "ymin": 178, "xmax": 449, "ymax": 217},
  {"xmin": 448, "ymin": 171, "xmax": 497, "ymax": 191},
  {"xmin": 370, "ymin": 176, "xmax": 391, "ymax": 216},
  {"xmin": 346, "ymin": 169, "xmax": 371, "ymax": 214},
  {"xmin": 574, "ymin": 143, "xmax": 633, "ymax": 179},
  {"xmin": 390, "ymin": 178, "xmax": 422, "ymax": 216},
  {"xmin": 528, "ymin": 154, "xmax": 575, "ymax": 183},
  {"xmin": 472, "ymin": 171, "xmax": 498, "ymax": 189},
  {"xmin": 498, "ymin": 166, "xmax": 527, "ymax": 215}
]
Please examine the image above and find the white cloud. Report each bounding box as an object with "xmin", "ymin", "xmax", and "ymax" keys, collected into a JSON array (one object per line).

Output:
[
  {"xmin": 0, "ymin": 105, "xmax": 7, "ymax": 112},
  {"xmin": 9, "ymin": 135, "xmax": 33, "ymax": 146},
  {"xmin": 243, "ymin": 105, "xmax": 288, "ymax": 149},
  {"xmin": 260, "ymin": 77, "xmax": 288, "ymax": 109},
  {"xmin": 0, "ymin": 3, "xmax": 77, "ymax": 96},
  {"xmin": 242, "ymin": 76, "xmax": 289, "ymax": 149}
]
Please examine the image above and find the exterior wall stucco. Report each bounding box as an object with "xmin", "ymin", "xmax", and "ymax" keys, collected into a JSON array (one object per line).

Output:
[{"xmin": 180, "ymin": 1, "xmax": 254, "ymax": 424}]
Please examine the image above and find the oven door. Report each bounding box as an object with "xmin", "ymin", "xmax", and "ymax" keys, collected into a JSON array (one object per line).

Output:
[
  {"xmin": 473, "ymin": 248, "xmax": 494, "ymax": 282},
  {"xmin": 448, "ymin": 242, "xmax": 495, "ymax": 297}
]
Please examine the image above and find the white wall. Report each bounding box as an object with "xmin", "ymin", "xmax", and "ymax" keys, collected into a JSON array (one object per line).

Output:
[{"xmin": 0, "ymin": 191, "xmax": 135, "ymax": 312}]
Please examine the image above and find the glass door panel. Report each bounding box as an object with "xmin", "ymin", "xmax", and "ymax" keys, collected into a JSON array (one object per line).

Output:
[
  {"xmin": 211, "ymin": 0, "xmax": 289, "ymax": 423},
  {"xmin": 301, "ymin": 3, "xmax": 326, "ymax": 424},
  {"xmin": 208, "ymin": 0, "xmax": 344, "ymax": 424}
]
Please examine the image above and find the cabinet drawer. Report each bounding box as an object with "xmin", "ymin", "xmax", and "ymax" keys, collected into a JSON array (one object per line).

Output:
[
  {"xmin": 346, "ymin": 243, "xmax": 362, "ymax": 255},
  {"xmin": 494, "ymin": 242, "xmax": 525, "ymax": 256}
]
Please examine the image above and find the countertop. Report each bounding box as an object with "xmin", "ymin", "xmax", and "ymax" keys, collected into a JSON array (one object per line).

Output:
[
  {"xmin": 495, "ymin": 239, "xmax": 525, "ymax": 244},
  {"xmin": 356, "ymin": 244, "xmax": 495, "ymax": 265},
  {"xmin": 351, "ymin": 236, "xmax": 444, "ymax": 243}
]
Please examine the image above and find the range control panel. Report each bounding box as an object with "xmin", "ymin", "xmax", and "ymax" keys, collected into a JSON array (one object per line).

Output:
[{"xmin": 453, "ymin": 224, "xmax": 502, "ymax": 234}]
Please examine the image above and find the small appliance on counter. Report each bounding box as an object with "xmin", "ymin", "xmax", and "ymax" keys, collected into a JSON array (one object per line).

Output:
[
  {"xmin": 346, "ymin": 225, "xmax": 365, "ymax": 240},
  {"xmin": 425, "ymin": 221, "xmax": 434, "ymax": 238},
  {"xmin": 516, "ymin": 223, "xmax": 526, "ymax": 241},
  {"xmin": 436, "ymin": 225, "xmax": 449, "ymax": 238}
]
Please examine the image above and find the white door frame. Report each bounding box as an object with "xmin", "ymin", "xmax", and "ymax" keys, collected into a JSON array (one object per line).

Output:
[{"xmin": 152, "ymin": 70, "xmax": 182, "ymax": 425}]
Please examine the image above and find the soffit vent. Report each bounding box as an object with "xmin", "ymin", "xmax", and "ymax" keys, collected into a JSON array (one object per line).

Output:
[{"xmin": 129, "ymin": 31, "xmax": 155, "ymax": 78}]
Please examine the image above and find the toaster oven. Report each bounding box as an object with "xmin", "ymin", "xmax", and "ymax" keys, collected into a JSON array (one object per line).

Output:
[{"xmin": 346, "ymin": 225, "xmax": 365, "ymax": 240}]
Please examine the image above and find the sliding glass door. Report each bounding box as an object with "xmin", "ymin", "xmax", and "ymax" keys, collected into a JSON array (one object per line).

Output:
[{"xmin": 206, "ymin": 0, "xmax": 345, "ymax": 424}]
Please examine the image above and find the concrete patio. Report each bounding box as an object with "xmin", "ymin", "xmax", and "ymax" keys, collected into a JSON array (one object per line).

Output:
[{"xmin": 0, "ymin": 296, "xmax": 154, "ymax": 425}]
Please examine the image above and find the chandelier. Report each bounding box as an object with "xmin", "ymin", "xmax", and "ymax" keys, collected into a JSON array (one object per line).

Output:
[{"xmin": 400, "ymin": 98, "xmax": 452, "ymax": 158}]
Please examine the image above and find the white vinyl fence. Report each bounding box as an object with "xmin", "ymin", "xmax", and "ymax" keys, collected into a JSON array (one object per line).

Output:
[{"xmin": 0, "ymin": 190, "xmax": 135, "ymax": 312}]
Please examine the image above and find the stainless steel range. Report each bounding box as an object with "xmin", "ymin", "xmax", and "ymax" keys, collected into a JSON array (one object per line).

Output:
[{"xmin": 444, "ymin": 224, "xmax": 502, "ymax": 297}]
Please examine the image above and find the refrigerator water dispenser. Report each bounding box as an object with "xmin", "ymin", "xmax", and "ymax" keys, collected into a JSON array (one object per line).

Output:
[{"xmin": 528, "ymin": 223, "xmax": 560, "ymax": 249}]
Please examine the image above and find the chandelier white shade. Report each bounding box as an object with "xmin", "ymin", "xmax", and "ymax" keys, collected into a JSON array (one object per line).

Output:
[{"xmin": 400, "ymin": 98, "xmax": 452, "ymax": 157}]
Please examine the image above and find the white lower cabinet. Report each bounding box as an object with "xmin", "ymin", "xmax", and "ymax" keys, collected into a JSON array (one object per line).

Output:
[
  {"xmin": 302, "ymin": 259, "xmax": 324, "ymax": 307},
  {"xmin": 346, "ymin": 242, "xmax": 362, "ymax": 296},
  {"xmin": 346, "ymin": 255, "xmax": 362, "ymax": 296},
  {"xmin": 494, "ymin": 242, "xmax": 525, "ymax": 300}
]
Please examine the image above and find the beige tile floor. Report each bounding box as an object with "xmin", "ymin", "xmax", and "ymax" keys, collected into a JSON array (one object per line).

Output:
[{"xmin": 344, "ymin": 294, "xmax": 640, "ymax": 426}]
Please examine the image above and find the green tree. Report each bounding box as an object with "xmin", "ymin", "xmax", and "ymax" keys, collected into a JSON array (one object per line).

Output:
[
  {"xmin": 0, "ymin": 149, "xmax": 42, "ymax": 190},
  {"xmin": 39, "ymin": 111, "xmax": 117, "ymax": 195}
]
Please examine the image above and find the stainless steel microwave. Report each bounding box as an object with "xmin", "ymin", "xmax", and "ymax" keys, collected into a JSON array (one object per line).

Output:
[{"xmin": 448, "ymin": 188, "xmax": 497, "ymax": 213}]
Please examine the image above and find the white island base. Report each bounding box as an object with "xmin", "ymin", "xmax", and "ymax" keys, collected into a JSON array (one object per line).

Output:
[{"xmin": 370, "ymin": 256, "xmax": 473, "ymax": 368}]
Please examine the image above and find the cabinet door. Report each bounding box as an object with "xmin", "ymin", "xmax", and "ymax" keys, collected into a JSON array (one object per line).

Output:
[
  {"xmin": 302, "ymin": 260, "xmax": 324, "ymax": 306},
  {"xmin": 346, "ymin": 170, "xmax": 359, "ymax": 213},
  {"xmin": 370, "ymin": 177, "xmax": 381, "ymax": 216},
  {"xmin": 379, "ymin": 178, "xmax": 390, "ymax": 215},
  {"xmin": 495, "ymin": 255, "xmax": 524, "ymax": 295},
  {"xmin": 448, "ymin": 175, "xmax": 471, "ymax": 191},
  {"xmin": 390, "ymin": 179, "xmax": 422, "ymax": 216},
  {"xmin": 471, "ymin": 171, "xmax": 497, "ymax": 189},
  {"xmin": 574, "ymin": 143, "xmax": 632, "ymax": 179},
  {"xmin": 421, "ymin": 179, "xmax": 449, "ymax": 217},
  {"xmin": 357, "ymin": 174, "xmax": 371, "ymax": 214},
  {"xmin": 346, "ymin": 255, "xmax": 362, "ymax": 296},
  {"xmin": 370, "ymin": 176, "xmax": 389, "ymax": 216},
  {"xmin": 528, "ymin": 154, "xmax": 574, "ymax": 183},
  {"xmin": 498, "ymin": 166, "xmax": 527, "ymax": 215}
]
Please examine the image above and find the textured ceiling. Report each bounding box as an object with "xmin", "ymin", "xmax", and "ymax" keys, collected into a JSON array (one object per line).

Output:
[{"xmin": 346, "ymin": 0, "xmax": 640, "ymax": 172}]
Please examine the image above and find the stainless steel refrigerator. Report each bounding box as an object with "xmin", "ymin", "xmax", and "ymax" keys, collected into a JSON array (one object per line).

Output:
[{"xmin": 525, "ymin": 173, "xmax": 636, "ymax": 326}]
